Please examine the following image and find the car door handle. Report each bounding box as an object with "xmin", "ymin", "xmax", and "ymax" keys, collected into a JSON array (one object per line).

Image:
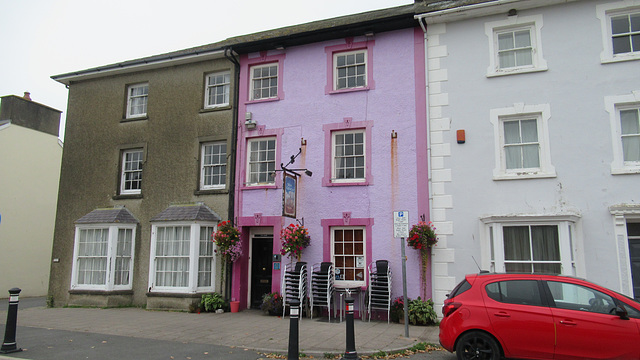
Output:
[
  {"xmin": 560, "ymin": 320, "xmax": 577, "ymax": 326},
  {"xmin": 493, "ymin": 312, "xmax": 511, "ymax": 318}
]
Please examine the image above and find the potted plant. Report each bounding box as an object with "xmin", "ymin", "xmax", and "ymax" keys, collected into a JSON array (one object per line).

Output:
[
  {"xmin": 407, "ymin": 221, "xmax": 437, "ymax": 299},
  {"xmin": 280, "ymin": 223, "xmax": 311, "ymax": 261},
  {"xmin": 407, "ymin": 297, "xmax": 438, "ymax": 326},
  {"xmin": 390, "ymin": 297, "xmax": 407, "ymax": 323},
  {"xmin": 260, "ymin": 292, "xmax": 283, "ymax": 316}
]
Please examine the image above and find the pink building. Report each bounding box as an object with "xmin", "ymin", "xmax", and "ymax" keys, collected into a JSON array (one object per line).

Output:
[{"xmin": 228, "ymin": 8, "xmax": 431, "ymax": 314}]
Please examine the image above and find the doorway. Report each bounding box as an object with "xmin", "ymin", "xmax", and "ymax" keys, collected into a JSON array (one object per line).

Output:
[{"xmin": 250, "ymin": 234, "xmax": 273, "ymax": 309}]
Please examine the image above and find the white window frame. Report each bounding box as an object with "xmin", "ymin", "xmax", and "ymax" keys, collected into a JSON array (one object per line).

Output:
[
  {"xmin": 200, "ymin": 142, "xmax": 227, "ymax": 190},
  {"xmin": 333, "ymin": 49, "xmax": 368, "ymax": 91},
  {"xmin": 485, "ymin": 14, "xmax": 547, "ymax": 77},
  {"xmin": 204, "ymin": 71, "xmax": 230, "ymax": 108},
  {"xmin": 249, "ymin": 63, "xmax": 278, "ymax": 101},
  {"xmin": 331, "ymin": 226, "xmax": 367, "ymax": 288},
  {"xmin": 331, "ymin": 129, "xmax": 366, "ymax": 183},
  {"xmin": 246, "ymin": 137, "xmax": 276, "ymax": 186},
  {"xmin": 481, "ymin": 215, "xmax": 581, "ymax": 277},
  {"xmin": 120, "ymin": 149, "xmax": 143, "ymax": 195},
  {"xmin": 148, "ymin": 222, "xmax": 217, "ymax": 293},
  {"xmin": 70, "ymin": 224, "xmax": 136, "ymax": 291},
  {"xmin": 597, "ymin": 1, "xmax": 640, "ymax": 64},
  {"xmin": 491, "ymin": 103, "xmax": 555, "ymax": 180},
  {"xmin": 610, "ymin": 204, "xmax": 640, "ymax": 297},
  {"xmin": 605, "ymin": 91, "xmax": 640, "ymax": 174},
  {"xmin": 126, "ymin": 83, "xmax": 148, "ymax": 119}
]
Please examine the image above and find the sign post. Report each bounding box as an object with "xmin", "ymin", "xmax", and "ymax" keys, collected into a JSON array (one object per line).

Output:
[{"xmin": 393, "ymin": 211, "xmax": 410, "ymax": 338}]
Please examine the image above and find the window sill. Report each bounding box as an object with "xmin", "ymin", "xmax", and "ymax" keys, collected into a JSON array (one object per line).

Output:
[
  {"xmin": 194, "ymin": 189, "xmax": 228, "ymax": 195},
  {"xmin": 245, "ymin": 97, "xmax": 281, "ymax": 105},
  {"xmin": 121, "ymin": 116, "xmax": 148, "ymax": 123},
  {"xmin": 69, "ymin": 289, "xmax": 133, "ymax": 295},
  {"xmin": 601, "ymin": 54, "xmax": 640, "ymax": 64},
  {"xmin": 493, "ymin": 171, "xmax": 556, "ymax": 181},
  {"xmin": 113, "ymin": 194, "xmax": 143, "ymax": 200},
  {"xmin": 146, "ymin": 291, "xmax": 202, "ymax": 298},
  {"xmin": 323, "ymin": 179, "xmax": 369, "ymax": 187},
  {"xmin": 328, "ymin": 87, "xmax": 370, "ymax": 95},
  {"xmin": 486, "ymin": 66, "xmax": 548, "ymax": 78},
  {"xmin": 241, "ymin": 184, "xmax": 278, "ymax": 190},
  {"xmin": 611, "ymin": 166, "xmax": 640, "ymax": 175},
  {"xmin": 199, "ymin": 105, "xmax": 231, "ymax": 113}
]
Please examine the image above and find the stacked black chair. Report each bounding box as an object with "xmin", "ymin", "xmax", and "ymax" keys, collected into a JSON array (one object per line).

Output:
[
  {"xmin": 282, "ymin": 261, "xmax": 308, "ymax": 317},
  {"xmin": 310, "ymin": 262, "xmax": 334, "ymax": 320},
  {"xmin": 367, "ymin": 260, "xmax": 392, "ymax": 323}
]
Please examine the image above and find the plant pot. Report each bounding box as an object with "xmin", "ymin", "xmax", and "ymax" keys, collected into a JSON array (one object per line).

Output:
[{"xmin": 230, "ymin": 301, "xmax": 240, "ymax": 313}]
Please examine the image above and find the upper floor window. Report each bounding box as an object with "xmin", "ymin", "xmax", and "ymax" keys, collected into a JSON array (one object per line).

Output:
[
  {"xmin": 335, "ymin": 50, "xmax": 367, "ymax": 90},
  {"xmin": 333, "ymin": 129, "xmax": 365, "ymax": 182},
  {"xmin": 485, "ymin": 15, "xmax": 547, "ymax": 77},
  {"xmin": 247, "ymin": 137, "xmax": 276, "ymax": 186},
  {"xmin": 612, "ymin": 12, "xmax": 640, "ymax": 55},
  {"xmin": 120, "ymin": 149, "xmax": 143, "ymax": 195},
  {"xmin": 605, "ymin": 91, "xmax": 640, "ymax": 174},
  {"xmin": 126, "ymin": 83, "xmax": 148, "ymax": 119},
  {"xmin": 205, "ymin": 71, "xmax": 230, "ymax": 108},
  {"xmin": 250, "ymin": 63, "xmax": 278, "ymax": 101},
  {"xmin": 597, "ymin": 2, "xmax": 640, "ymax": 63},
  {"xmin": 200, "ymin": 142, "xmax": 227, "ymax": 190},
  {"xmin": 491, "ymin": 103, "xmax": 555, "ymax": 180}
]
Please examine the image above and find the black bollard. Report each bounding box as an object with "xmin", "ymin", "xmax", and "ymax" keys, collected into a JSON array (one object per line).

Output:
[
  {"xmin": 287, "ymin": 299, "xmax": 300, "ymax": 360},
  {"xmin": 341, "ymin": 297, "xmax": 359, "ymax": 360},
  {"xmin": 1, "ymin": 288, "xmax": 22, "ymax": 354}
]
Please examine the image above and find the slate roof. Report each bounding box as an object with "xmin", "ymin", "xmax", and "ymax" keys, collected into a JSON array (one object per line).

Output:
[
  {"xmin": 150, "ymin": 204, "xmax": 221, "ymax": 222},
  {"xmin": 75, "ymin": 207, "xmax": 139, "ymax": 224}
]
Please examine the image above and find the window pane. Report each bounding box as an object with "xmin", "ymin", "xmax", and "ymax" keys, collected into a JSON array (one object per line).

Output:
[
  {"xmin": 612, "ymin": 15, "xmax": 630, "ymax": 35},
  {"xmin": 621, "ymin": 110, "xmax": 639, "ymax": 135},
  {"xmin": 522, "ymin": 144, "xmax": 540, "ymax": 168},
  {"xmin": 520, "ymin": 120, "xmax": 538, "ymax": 142},
  {"xmin": 504, "ymin": 121, "xmax": 521, "ymax": 144},
  {"xmin": 622, "ymin": 137, "xmax": 640, "ymax": 162},
  {"xmin": 531, "ymin": 226, "xmax": 560, "ymax": 261},
  {"xmin": 505, "ymin": 146, "xmax": 522, "ymax": 169},
  {"xmin": 548, "ymin": 281, "xmax": 616, "ymax": 314},
  {"xmin": 613, "ymin": 36, "xmax": 632, "ymax": 54},
  {"xmin": 515, "ymin": 49, "xmax": 533, "ymax": 66},
  {"xmin": 514, "ymin": 30, "xmax": 531, "ymax": 48},
  {"xmin": 503, "ymin": 226, "xmax": 531, "ymax": 261},
  {"xmin": 498, "ymin": 32, "xmax": 514, "ymax": 50}
]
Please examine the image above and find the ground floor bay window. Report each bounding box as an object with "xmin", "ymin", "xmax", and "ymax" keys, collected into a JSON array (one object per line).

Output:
[
  {"xmin": 481, "ymin": 215, "xmax": 580, "ymax": 276},
  {"xmin": 148, "ymin": 223, "xmax": 217, "ymax": 293},
  {"xmin": 70, "ymin": 208, "xmax": 138, "ymax": 291}
]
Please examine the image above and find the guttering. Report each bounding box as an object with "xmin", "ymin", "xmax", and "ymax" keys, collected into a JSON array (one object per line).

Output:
[
  {"xmin": 51, "ymin": 48, "xmax": 226, "ymax": 85},
  {"xmin": 415, "ymin": 0, "xmax": 577, "ymax": 23}
]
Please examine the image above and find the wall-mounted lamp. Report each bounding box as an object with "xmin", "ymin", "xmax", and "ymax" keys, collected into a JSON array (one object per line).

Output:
[
  {"xmin": 508, "ymin": 8, "xmax": 517, "ymax": 16},
  {"xmin": 301, "ymin": 138, "xmax": 307, "ymax": 146},
  {"xmin": 245, "ymin": 112, "xmax": 256, "ymax": 129},
  {"xmin": 391, "ymin": 130, "xmax": 397, "ymax": 139}
]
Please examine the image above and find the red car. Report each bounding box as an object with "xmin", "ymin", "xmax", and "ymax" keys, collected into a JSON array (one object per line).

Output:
[{"xmin": 439, "ymin": 273, "xmax": 640, "ymax": 360}]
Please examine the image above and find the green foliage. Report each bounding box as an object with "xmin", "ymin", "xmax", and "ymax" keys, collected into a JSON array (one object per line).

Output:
[
  {"xmin": 407, "ymin": 297, "xmax": 438, "ymax": 326},
  {"xmin": 46, "ymin": 295, "xmax": 54, "ymax": 308},
  {"xmin": 201, "ymin": 293, "xmax": 226, "ymax": 312}
]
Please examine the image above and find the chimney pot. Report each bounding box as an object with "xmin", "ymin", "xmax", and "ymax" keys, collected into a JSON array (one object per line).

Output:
[{"xmin": 23, "ymin": 92, "xmax": 31, "ymax": 101}]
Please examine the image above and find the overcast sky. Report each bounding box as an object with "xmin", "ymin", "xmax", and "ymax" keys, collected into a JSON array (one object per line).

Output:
[{"xmin": 1, "ymin": 0, "xmax": 413, "ymax": 140}]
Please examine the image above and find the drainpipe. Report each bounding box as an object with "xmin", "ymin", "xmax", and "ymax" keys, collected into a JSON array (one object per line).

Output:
[
  {"xmin": 224, "ymin": 47, "xmax": 240, "ymax": 301},
  {"xmin": 417, "ymin": 18, "xmax": 433, "ymax": 229}
]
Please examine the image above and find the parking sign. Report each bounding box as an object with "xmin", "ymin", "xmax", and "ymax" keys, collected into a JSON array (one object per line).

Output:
[{"xmin": 393, "ymin": 211, "xmax": 409, "ymax": 238}]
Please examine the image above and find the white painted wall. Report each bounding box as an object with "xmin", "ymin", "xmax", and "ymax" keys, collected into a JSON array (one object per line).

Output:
[
  {"xmin": 425, "ymin": 0, "xmax": 640, "ymax": 310},
  {"xmin": 0, "ymin": 123, "xmax": 62, "ymax": 298}
]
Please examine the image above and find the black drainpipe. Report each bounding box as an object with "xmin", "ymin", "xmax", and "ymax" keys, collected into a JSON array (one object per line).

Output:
[{"xmin": 224, "ymin": 47, "xmax": 240, "ymax": 301}]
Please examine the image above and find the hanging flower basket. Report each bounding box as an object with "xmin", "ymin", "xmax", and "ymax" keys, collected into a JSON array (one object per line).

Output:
[
  {"xmin": 212, "ymin": 221, "xmax": 242, "ymax": 283},
  {"xmin": 407, "ymin": 221, "xmax": 437, "ymax": 298},
  {"xmin": 280, "ymin": 223, "xmax": 310, "ymax": 261}
]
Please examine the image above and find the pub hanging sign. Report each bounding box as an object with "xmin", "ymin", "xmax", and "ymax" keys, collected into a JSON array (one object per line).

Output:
[{"xmin": 282, "ymin": 172, "xmax": 297, "ymax": 218}]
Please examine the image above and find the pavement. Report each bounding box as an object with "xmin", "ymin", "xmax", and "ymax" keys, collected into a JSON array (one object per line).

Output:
[{"xmin": 0, "ymin": 297, "xmax": 442, "ymax": 359}]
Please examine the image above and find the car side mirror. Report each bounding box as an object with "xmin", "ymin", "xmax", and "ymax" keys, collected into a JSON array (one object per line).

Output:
[{"xmin": 615, "ymin": 305, "xmax": 630, "ymax": 320}]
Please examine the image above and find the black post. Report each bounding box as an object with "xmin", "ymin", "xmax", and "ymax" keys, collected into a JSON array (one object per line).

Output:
[
  {"xmin": 1, "ymin": 288, "xmax": 22, "ymax": 354},
  {"xmin": 341, "ymin": 297, "xmax": 359, "ymax": 360},
  {"xmin": 287, "ymin": 299, "xmax": 300, "ymax": 360}
]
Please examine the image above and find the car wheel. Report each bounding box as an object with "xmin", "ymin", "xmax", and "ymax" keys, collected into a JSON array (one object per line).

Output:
[{"xmin": 455, "ymin": 331, "xmax": 501, "ymax": 360}]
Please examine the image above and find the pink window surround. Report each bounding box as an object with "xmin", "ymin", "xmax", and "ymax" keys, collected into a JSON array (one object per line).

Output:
[
  {"xmin": 240, "ymin": 126, "xmax": 284, "ymax": 190},
  {"xmin": 322, "ymin": 117, "xmax": 374, "ymax": 187},
  {"xmin": 246, "ymin": 52, "xmax": 286, "ymax": 104},
  {"xmin": 320, "ymin": 215, "xmax": 374, "ymax": 283},
  {"xmin": 325, "ymin": 38, "xmax": 375, "ymax": 95}
]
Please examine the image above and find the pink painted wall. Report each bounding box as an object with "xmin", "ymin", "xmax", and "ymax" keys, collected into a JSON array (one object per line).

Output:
[{"xmin": 233, "ymin": 27, "xmax": 430, "ymax": 308}]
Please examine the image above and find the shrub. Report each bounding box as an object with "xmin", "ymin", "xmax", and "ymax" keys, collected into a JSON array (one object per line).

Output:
[
  {"xmin": 201, "ymin": 293, "xmax": 226, "ymax": 312},
  {"xmin": 407, "ymin": 297, "xmax": 438, "ymax": 325}
]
